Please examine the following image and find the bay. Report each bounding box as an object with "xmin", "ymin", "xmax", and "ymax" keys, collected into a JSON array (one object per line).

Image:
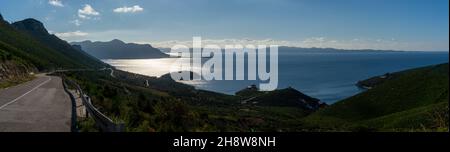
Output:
[{"xmin": 104, "ymin": 50, "xmax": 449, "ymax": 104}]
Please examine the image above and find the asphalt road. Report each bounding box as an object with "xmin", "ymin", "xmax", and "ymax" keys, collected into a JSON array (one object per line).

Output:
[{"xmin": 0, "ymin": 75, "xmax": 72, "ymax": 132}]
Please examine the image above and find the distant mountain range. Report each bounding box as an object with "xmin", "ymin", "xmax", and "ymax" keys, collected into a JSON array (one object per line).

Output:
[
  {"xmin": 157, "ymin": 46, "xmax": 402, "ymax": 54},
  {"xmin": 71, "ymin": 39, "xmax": 169, "ymax": 59},
  {"xmin": 276, "ymin": 46, "xmax": 402, "ymax": 52}
]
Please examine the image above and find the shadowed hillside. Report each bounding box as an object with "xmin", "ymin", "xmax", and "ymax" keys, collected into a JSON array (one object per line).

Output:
[
  {"xmin": 0, "ymin": 15, "xmax": 107, "ymax": 72},
  {"xmin": 303, "ymin": 63, "xmax": 449, "ymax": 131}
]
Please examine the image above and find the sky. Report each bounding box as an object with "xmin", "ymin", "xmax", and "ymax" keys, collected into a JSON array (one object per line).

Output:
[{"xmin": 0, "ymin": 0, "xmax": 448, "ymax": 51}]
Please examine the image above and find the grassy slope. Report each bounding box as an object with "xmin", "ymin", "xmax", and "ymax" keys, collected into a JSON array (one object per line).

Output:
[{"xmin": 303, "ymin": 63, "xmax": 449, "ymax": 131}]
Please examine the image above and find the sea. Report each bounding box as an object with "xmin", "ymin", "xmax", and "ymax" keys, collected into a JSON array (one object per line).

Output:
[{"xmin": 104, "ymin": 50, "xmax": 449, "ymax": 104}]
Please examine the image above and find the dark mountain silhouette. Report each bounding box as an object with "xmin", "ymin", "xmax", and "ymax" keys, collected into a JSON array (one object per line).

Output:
[
  {"xmin": 0, "ymin": 13, "xmax": 9, "ymax": 25},
  {"xmin": 71, "ymin": 39, "xmax": 169, "ymax": 59},
  {"xmin": 12, "ymin": 19, "xmax": 50, "ymax": 35}
]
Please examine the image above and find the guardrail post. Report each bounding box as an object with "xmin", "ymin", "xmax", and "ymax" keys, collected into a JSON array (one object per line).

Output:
[{"xmin": 85, "ymin": 107, "xmax": 89, "ymax": 118}]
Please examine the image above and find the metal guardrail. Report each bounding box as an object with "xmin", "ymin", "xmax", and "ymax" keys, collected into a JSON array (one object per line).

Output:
[
  {"xmin": 63, "ymin": 77, "xmax": 124, "ymax": 132},
  {"xmin": 62, "ymin": 79, "xmax": 78, "ymax": 132}
]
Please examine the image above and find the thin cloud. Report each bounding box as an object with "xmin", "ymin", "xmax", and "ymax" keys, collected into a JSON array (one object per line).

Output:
[
  {"xmin": 78, "ymin": 4, "xmax": 100, "ymax": 19},
  {"xmin": 71, "ymin": 19, "xmax": 81, "ymax": 26},
  {"xmin": 54, "ymin": 31, "xmax": 88, "ymax": 38},
  {"xmin": 48, "ymin": 0, "xmax": 64, "ymax": 7},
  {"xmin": 113, "ymin": 5, "xmax": 144, "ymax": 13}
]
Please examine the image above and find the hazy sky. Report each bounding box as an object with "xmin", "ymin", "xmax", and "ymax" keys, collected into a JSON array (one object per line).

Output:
[{"xmin": 0, "ymin": 0, "xmax": 448, "ymax": 51}]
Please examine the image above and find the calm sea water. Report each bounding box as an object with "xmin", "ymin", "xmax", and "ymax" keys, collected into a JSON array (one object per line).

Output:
[{"xmin": 104, "ymin": 51, "xmax": 449, "ymax": 104}]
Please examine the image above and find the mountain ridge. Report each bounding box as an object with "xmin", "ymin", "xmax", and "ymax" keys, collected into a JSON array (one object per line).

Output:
[
  {"xmin": 71, "ymin": 39, "xmax": 169, "ymax": 59},
  {"xmin": 1, "ymin": 15, "xmax": 107, "ymax": 71},
  {"xmin": 11, "ymin": 19, "xmax": 107, "ymax": 69},
  {"xmin": 157, "ymin": 46, "xmax": 407, "ymax": 54}
]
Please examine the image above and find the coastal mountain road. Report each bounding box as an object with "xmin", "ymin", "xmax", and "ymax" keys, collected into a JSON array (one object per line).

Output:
[{"xmin": 0, "ymin": 75, "xmax": 72, "ymax": 132}]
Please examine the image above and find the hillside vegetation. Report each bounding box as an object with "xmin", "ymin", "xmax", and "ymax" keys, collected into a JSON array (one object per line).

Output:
[
  {"xmin": 0, "ymin": 16, "xmax": 106, "ymax": 72},
  {"xmin": 0, "ymin": 48, "xmax": 36, "ymax": 88},
  {"xmin": 64, "ymin": 70, "xmax": 323, "ymax": 132},
  {"xmin": 303, "ymin": 63, "xmax": 449, "ymax": 131},
  {"xmin": 1, "ymin": 14, "xmax": 107, "ymax": 88}
]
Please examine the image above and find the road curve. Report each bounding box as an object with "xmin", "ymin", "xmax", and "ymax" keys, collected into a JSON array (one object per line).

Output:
[{"xmin": 0, "ymin": 75, "xmax": 72, "ymax": 132}]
